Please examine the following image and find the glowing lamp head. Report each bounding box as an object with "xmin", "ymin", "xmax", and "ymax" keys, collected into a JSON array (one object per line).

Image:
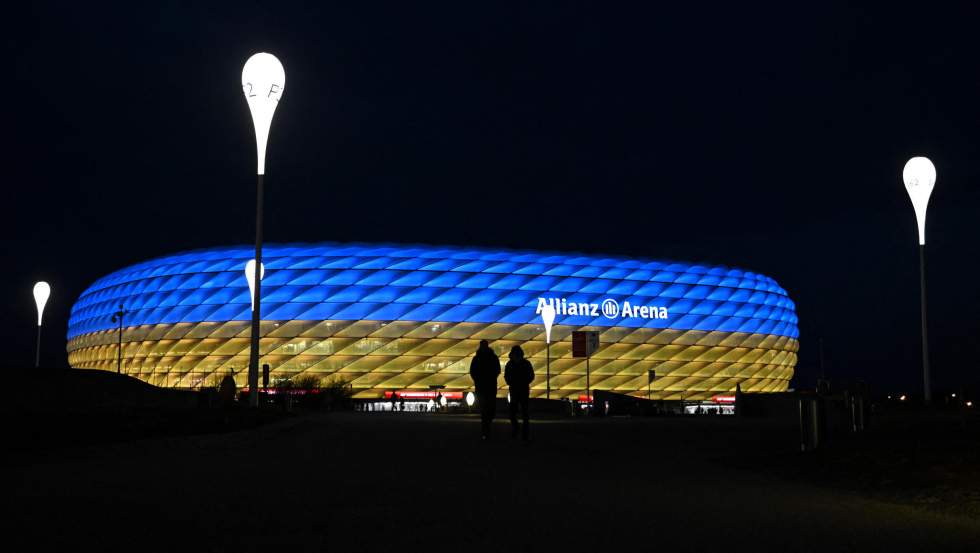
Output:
[
  {"xmin": 439, "ymin": 395, "xmax": 448, "ymax": 407},
  {"xmin": 241, "ymin": 52, "xmax": 285, "ymax": 175},
  {"xmin": 244, "ymin": 259, "xmax": 265, "ymax": 311},
  {"xmin": 465, "ymin": 391, "xmax": 475, "ymax": 407},
  {"xmin": 541, "ymin": 303, "xmax": 556, "ymax": 343},
  {"xmin": 902, "ymin": 156, "xmax": 936, "ymax": 245},
  {"xmin": 33, "ymin": 281, "xmax": 50, "ymax": 326}
]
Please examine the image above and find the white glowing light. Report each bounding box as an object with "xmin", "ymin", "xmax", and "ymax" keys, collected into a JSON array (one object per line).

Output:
[
  {"xmin": 903, "ymin": 156, "xmax": 936, "ymax": 245},
  {"xmin": 242, "ymin": 53, "xmax": 285, "ymax": 175},
  {"xmin": 465, "ymin": 391, "xmax": 475, "ymax": 407},
  {"xmin": 33, "ymin": 282, "xmax": 50, "ymax": 326},
  {"xmin": 541, "ymin": 302, "xmax": 556, "ymax": 344},
  {"xmin": 439, "ymin": 395, "xmax": 448, "ymax": 407},
  {"xmin": 427, "ymin": 399, "xmax": 435, "ymax": 411},
  {"xmin": 244, "ymin": 259, "xmax": 265, "ymax": 311}
]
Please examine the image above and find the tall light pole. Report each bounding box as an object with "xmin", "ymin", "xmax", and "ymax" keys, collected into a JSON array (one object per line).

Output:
[
  {"xmin": 903, "ymin": 156, "xmax": 936, "ymax": 405},
  {"xmin": 244, "ymin": 259, "xmax": 265, "ymax": 312},
  {"xmin": 111, "ymin": 304, "xmax": 127, "ymax": 374},
  {"xmin": 242, "ymin": 52, "xmax": 285, "ymax": 407},
  {"xmin": 33, "ymin": 281, "xmax": 50, "ymax": 368},
  {"xmin": 541, "ymin": 303, "xmax": 555, "ymax": 399},
  {"xmin": 245, "ymin": 258, "xmax": 266, "ymax": 394}
]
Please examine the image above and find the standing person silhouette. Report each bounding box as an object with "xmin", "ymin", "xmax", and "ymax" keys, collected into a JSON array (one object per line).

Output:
[
  {"xmin": 469, "ymin": 340, "xmax": 501, "ymax": 440},
  {"xmin": 505, "ymin": 345, "xmax": 534, "ymax": 440}
]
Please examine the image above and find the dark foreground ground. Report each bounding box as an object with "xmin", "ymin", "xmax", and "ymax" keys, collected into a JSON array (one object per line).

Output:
[{"xmin": 6, "ymin": 394, "xmax": 980, "ymax": 553}]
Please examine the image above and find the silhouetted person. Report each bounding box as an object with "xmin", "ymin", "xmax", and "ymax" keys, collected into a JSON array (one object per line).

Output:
[
  {"xmin": 470, "ymin": 340, "xmax": 500, "ymax": 440},
  {"xmin": 505, "ymin": 345, "xmax": 534, "ymax": 440}
]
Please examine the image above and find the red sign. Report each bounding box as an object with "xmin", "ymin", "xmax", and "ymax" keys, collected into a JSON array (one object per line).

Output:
[{"xmin": 711, "ymin": 395, "xmax": 736, "ymax": 404}]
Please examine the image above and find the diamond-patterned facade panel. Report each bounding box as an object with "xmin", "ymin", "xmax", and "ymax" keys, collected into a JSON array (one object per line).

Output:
[{"xmin": 67, "ymin": 243, "xmax": 798, "ymax": 400}]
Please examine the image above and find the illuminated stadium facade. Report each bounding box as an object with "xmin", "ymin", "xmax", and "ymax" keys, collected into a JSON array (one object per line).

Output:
[{"xmin": 67, "ymin": 243, "xmax": 799, "ymax": 400}]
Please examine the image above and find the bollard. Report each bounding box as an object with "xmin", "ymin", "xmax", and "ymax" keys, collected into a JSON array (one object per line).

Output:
[
  {"xmin": 857, "ymin": 395, "xmax": 865, "ymax": 431},
  {"xmin": 849, "ymin": 393, "xmax": 857, "ymax": 433},
  {"xmin": 799, "ymin": 398, "xmax": 820, "ymax": 452},
  {"xmin": 851, "ymin": 394, "xmax": 865, "ymax": 432}
]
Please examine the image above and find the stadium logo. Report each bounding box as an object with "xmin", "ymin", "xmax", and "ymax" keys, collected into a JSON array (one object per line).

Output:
[{"xmin": 535, "ymin": 297, "xmax": 668, "ymax": 320}]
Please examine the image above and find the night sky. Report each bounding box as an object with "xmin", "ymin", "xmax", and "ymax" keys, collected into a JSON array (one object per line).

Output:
[{"xmin": 6, "ymin": 2, "xmax": 979, "ymax": 395}]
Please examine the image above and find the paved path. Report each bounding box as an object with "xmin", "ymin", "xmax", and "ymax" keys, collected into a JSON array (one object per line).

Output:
[{"xmin": 8, "ymin": 413, "xmax": 980, "ymax": 552}]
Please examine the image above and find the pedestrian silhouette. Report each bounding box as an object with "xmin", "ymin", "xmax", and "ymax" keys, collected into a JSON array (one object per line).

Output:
[
  {"xmin": 505, "ymin": 345, "xmax": 534, "ymax": 440},
  {"xmin": 469, "ymin": 339, "xmax": 501, "ymax": 440}
]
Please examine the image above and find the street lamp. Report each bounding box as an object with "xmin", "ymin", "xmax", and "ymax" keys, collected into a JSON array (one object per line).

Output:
[
  {"xmin": 242, "ymin": 52, "xmax": 285, "ymax": 407},
  {"xmin": 33, "ymin": 281, "xmax": 50, "ymax": 368},
  {"xmin": 244, "ymin": 259, "xmax": 265, "ymax": 311},
  {"xmin": 903, "ymin": 156, "xmax": 936, "ymax": 404},
  {"xmin": 540, "ymin": 303, "xmax": 555, "ymax": 399},
  {"xmin": 111, "ymin": 304, "xmax": 127, "ymax": 374}
]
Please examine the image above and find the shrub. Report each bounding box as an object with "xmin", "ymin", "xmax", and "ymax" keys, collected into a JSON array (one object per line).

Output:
[
  {"xmin": 272, "ymin": 374, "xmax": 354, "ymax": 410},
  {"xmin": 291, "ymin": 374, "xmax": 322, "ymax": 391},
  {"xmin": 320, "ymin": 376, "xmax": 355, "ymax": 411},
  {"xmin": 218, "ymin": 375, "xmax": 237, "ymax": 407}
]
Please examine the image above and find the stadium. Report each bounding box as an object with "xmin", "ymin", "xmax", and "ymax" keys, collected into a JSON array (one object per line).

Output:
[{"xmin": 66, "ymin": 243, "xmax": 799, "ymax": 400}]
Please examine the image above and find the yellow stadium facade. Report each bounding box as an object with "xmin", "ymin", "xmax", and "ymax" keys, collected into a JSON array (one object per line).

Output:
[{"xmin": 67, "ymin": 243, "xmax": 798, "ymax": 400}]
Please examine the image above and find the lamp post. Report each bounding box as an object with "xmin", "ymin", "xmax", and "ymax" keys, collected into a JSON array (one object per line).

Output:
[
  {"xmin": 244, "ymin": 259, "xmax": 265, "ymax": 312},
  {"xmin": 111, "ymin": 304, "xmax": 127, "ymax": 374},
  {"xmin": 540, "ymin": 303, "xmax": 555, "ymax": 399},
  {"xmin": 242, "ymin": 52, "xmax": 285, "ymax": 407},
  {"xmin": 903, "ymin": 156, "xmax": 936, "ymax": 405},
  {"xmin": 33, "ymin": 281, "xmax": 50, "ymax": 368}
]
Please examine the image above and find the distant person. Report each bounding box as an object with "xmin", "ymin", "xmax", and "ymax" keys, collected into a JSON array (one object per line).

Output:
[
  {"xmin": 470, "ymin": 340, "xmax": 501, "ymax": 440},
  {"xmin": 504, "ymin": 345, "xmax": 534, "ymax": 440},
  {"xmin": 390, "ymin": 392, "xmax": 397, "ymax": 412}
]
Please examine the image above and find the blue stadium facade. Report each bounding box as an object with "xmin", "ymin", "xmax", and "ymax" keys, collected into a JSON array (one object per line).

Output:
[{"xmin": 67, "ymin": 243, "xmax": 799, "ymax": 399}]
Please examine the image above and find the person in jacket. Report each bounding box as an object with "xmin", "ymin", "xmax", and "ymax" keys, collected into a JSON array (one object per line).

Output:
[
  {"xmin": 469, "ymin": 340, "xmax": 501, "ymax": 440},
  {"xmin": 504, "ymin": 345, "xmax": 534, "ymax": 440}
]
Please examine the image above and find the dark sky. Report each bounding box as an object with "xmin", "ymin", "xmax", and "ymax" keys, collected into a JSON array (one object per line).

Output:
[{"xmin": 5, "ymin": 2, "xmax": 979, "ymax": 395}]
